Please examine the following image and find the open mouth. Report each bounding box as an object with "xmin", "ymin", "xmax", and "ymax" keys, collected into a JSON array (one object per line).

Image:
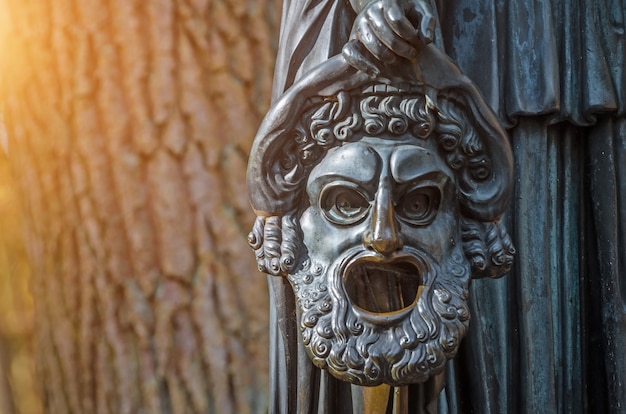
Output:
[{"xmin": 344, "ymin": 259, "xmax": 422, "ymax": 314}]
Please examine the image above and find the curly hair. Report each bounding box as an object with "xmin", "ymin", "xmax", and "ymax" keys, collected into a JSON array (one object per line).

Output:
[
  {"xmin": 275, "ymin": 91, "xmax": 492, "ymax": 194},
  {"xmin": 249, "ymin": 90, "xmax": 513, "ymax": 279}
]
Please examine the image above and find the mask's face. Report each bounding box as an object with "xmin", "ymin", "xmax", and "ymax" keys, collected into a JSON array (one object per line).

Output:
[{"xmin": 290, "ymin": 136, "xmax": 471, "ymax": 386}]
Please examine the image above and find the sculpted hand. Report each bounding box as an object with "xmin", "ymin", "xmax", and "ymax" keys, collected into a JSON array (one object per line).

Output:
[{"xmin": 343, "ymin": 0, "xmax": 435, "ymax": 76}]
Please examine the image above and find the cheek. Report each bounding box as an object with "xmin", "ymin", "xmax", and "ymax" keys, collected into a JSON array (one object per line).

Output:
[{"xmin": 300, "ymin": 207, "xmax": 366, "ymax": 260}]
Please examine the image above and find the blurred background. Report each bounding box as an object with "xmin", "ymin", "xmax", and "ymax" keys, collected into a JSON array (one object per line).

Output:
[
  {"xmin": 1, "ymin": 2, "xmax": 40, "ymax": 408},
  {"xmin": 0, "ymin": 1, "xmax": 282, "ymax": 412},
  {"xmin": 0, "ymin": 151, "xmax": 40, "ymax": 414}
]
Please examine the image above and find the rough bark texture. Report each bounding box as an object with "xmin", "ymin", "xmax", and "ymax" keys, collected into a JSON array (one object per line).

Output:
[
  {"xmin": 0, "ymin": 0, "xmax": 280, "ymax": 412},
  {"xmin": 0, "ymin": 152, "xmax": 39, "ymax": 414}
]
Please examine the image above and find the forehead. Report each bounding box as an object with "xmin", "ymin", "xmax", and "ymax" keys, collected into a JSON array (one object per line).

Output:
[{"xmin": 307, "ymin": 138, "xmax": 451, "ymax": 186}]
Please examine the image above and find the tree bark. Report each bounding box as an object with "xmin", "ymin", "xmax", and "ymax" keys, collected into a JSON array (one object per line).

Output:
[{"xmin": 0, "ymin": 0, "xmax": 280, "ymax": 412}]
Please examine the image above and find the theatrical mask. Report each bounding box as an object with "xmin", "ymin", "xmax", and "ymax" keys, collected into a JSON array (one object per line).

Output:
[{"xmin": 247, "ymin": 54, "xmax": 515, "ymax": 386}]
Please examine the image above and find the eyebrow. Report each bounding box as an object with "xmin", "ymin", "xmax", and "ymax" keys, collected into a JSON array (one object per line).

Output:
[
  {"xmin": 393, "ymin": 169, "xmax": 450, "ymax": 185},
  {"xmin": 392, "ymin": 171, "xmax": 450, "ymax": 196},
  {"xmin": 390, "ymin": 147, "xmax": 453, "ymax": 184},
  {"xmin": 308, "ymin": 172, "xmax": 377, "ymax": 195}
]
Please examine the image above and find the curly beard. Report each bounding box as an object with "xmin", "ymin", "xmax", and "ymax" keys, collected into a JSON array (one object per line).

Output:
[{"xmin": 287, "ymin": 245, "xmax": 472, "ymax": 386}]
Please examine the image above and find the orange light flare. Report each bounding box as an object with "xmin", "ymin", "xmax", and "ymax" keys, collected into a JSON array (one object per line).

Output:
[{"xmin": 0, "ymin": 3, "xmax": 43, "ymax": 414}]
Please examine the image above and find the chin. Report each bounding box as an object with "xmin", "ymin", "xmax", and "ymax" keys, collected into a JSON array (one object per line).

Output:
[{"xmin": 288, "ymin": 245, "xmax": 472, "ymax": 386}]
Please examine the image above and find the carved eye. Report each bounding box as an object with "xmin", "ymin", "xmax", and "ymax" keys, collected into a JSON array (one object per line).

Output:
[
  {"xmin": 396, "ymin": 186, "xmax": 440, "ymax": 225},
  {"xmin": 320, "ymin": 184, "xmax": 370, "ymax": 225}
]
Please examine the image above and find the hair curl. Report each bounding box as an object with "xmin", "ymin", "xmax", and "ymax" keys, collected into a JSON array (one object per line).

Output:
[{"xmin": 250, "ymin": 91, "xmax": 513, "ymax": 279}]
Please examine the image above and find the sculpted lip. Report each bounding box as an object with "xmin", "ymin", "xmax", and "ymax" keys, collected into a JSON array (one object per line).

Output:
[{"xmin": 343, "ymin": 255, "xmax": 423, "ymax": 319}]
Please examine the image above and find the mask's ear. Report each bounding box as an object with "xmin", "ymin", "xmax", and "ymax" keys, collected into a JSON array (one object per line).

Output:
[
  {"xmin": 461, "ymin": 217, "xmax": 515, "ymax": 279},
  {"xmin": 248, "ymin": 215, "xmax": 303, "ymax": 276}
]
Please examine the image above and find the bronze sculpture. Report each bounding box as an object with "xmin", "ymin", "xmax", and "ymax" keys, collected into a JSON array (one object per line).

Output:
[
  {"xmin": 249, "ymin": 0, "xmax": 626, "ymax": 412},
  {"xmin": 248, "ymin": 3, "xmax": 514, "ymax": 409},
  {"xmin": 248, "ymin": 54, "xmax": 514, "ymax": 382}
]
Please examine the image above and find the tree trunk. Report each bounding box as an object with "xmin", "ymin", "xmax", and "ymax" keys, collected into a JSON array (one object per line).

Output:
[{"xmin": 0, "ymin": 0, "xmax": 280, "ymax": 412}]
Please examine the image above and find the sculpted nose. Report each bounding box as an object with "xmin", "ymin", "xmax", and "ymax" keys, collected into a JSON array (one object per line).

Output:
[{"xmin": 364, "ymin": 180, "xmax": 402, "ymax": 255}]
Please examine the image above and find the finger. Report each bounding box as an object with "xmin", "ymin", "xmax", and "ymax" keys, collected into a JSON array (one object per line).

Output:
[
  {"xmin": 342, "ymin": 40, "xmax": 381, "ymax": 77},
  {"xmin": 365, "ymin": 4, "xmax": 417, "ymax": 59},
  {"xmin": 411, "ymin": 1, "xmax": 435, "ymax": 43},
  {"xmin": 354, "ymin": 17, "xmax": 397, "ymax": 62},
  {"xmin": 382, "ymin": 0, "xmax": 420, "ymax": 45}
]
